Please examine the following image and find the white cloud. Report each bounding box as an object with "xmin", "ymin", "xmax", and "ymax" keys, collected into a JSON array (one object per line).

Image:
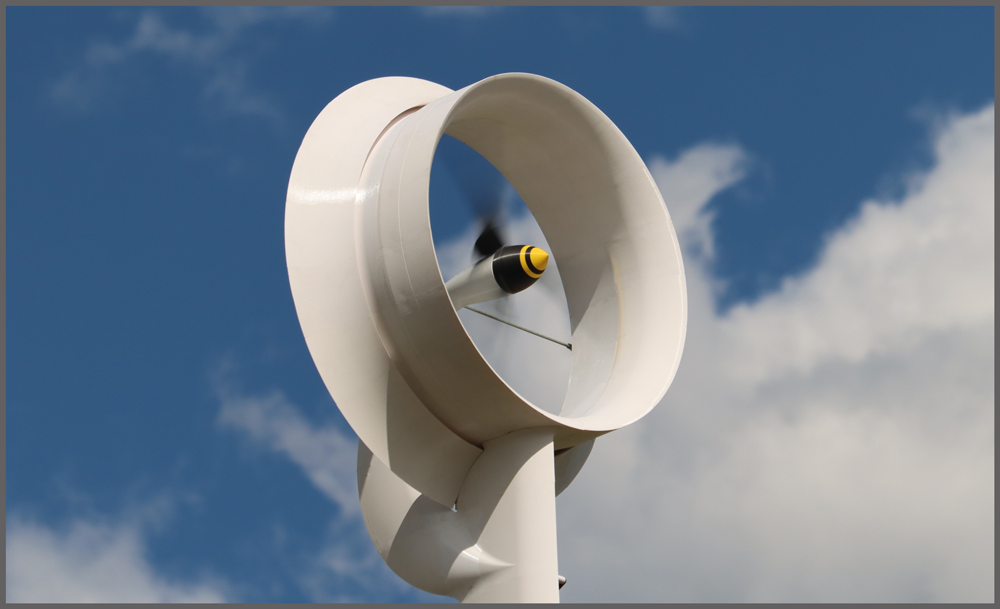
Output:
[
  {"xmin": 643, "ymin": 6, "xmax": 682, "ymax": 31},
  {"xmin": 554, "ymin": 102, "xmax": 994, "ymax": 602},
  {"xmin": 716, "ymin": 106, "xmax": 993, "ymax": 384},
  {"xmin": 215, "ymin": 376, "xmax": 359, "ymax": 516},
  {"xmin": 6, "ymin": 514, "xmax": 230, "ymax": 603},
  {"xmin": 647, "ymin": 142, "xmax": 750, "ymax": 262},
  {"xmin": 419, "ymin": 6, "xmax": 503, "ymax": 18},
  {"xmin": 50, "ymin": 7, "xmax": 334, "ymax": 123},
  {"xmin": 212, "ymin": 370, "xmax": 438, "ymax": 602}
]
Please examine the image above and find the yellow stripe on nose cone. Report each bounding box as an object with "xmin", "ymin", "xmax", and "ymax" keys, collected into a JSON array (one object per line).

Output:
[{"xmin": 519, "ymin": 245, "xmax": 549, "ymax": 278}]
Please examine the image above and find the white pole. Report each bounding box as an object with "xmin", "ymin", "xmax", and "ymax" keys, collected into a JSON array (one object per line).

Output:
[
  {"xmin": 457, "ymin": 427, "xmax": 560, "ymax": 603},
  {"xmin": 357, "ymin": 427, "xmax": 561, "ymax": 603}
]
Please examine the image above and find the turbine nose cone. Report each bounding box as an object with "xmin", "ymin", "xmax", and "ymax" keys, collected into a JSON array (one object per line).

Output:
[
  {"xmin": 446, "ymin": 244, "xmax": 552, "ymax": 309},
  {"xmin": 491, "ymin": 245, "xmax": 549, "ymax": 294},
  {"xmin": 516, "ymin": 245, "xmax": 546, "ymax": 279},
  {"xmin": 529, "ymin": 248, "xmax": 549, "ymax": 273}
]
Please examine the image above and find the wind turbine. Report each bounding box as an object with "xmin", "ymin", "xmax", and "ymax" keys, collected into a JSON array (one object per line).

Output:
[{"xmin": 285, "ymin": 73, "xmax": 687, "ymax": 602}]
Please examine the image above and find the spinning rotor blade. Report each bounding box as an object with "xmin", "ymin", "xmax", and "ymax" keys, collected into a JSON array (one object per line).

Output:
[
  {"xmin": 437, "ymin": 135, "xmax": 570, "ymax": 356},
  {"xmin": 474, "ymin": 221, "xmax": 505, "ymax": 260},
  {"xmin": 438, "ymin": 135, "xmax": 510, "ymax": 258}
]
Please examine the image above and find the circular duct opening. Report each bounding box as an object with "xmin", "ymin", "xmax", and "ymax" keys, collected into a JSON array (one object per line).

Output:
[
  {"xmin": 359, "ymin": 73, "xmax": 685, "ymax": 445},
  {"xmin": 429, "ymin": 134, "xmax": 573, "ymax": 415}
]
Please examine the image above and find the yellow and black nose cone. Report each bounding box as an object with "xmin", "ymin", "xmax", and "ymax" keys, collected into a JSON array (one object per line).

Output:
[{"xmin": 492, "ymin": 245, "xmax": 549, "ymax": 294}]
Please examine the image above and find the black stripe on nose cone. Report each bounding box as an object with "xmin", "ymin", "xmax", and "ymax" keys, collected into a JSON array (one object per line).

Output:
[
  {"xmin": 523, "ymin": 246, "xmax": 543, "ymax": 276},
  {"xmin": 492, "ymin": 245, "xmax": 541, "ymax": 294}
]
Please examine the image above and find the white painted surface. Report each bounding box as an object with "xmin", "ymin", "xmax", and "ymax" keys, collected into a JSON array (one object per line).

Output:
[{"xmin": 285, "ymin": 78, "xmax": 482, "ymax": 507}]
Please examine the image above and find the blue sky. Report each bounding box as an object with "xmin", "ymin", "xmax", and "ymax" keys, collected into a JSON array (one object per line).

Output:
[{"xmin": 6, "ymin": 7, "xmax": 994, "ymax": 603}]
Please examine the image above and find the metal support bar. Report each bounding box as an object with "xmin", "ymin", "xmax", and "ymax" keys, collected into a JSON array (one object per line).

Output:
[{"xmin": 466, "ymin": 307, "xmax": 572, "ymax": 351}]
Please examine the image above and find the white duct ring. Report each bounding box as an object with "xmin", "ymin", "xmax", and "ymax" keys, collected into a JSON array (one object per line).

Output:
[{"xmin": 286, "ymin": 74, "xmax": 686, "ymax": 506}]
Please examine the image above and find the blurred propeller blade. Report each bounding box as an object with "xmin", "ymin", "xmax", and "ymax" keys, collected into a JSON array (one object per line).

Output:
[
  {"xmin": 438, "ymin": 135, "xmax": 506, "ymax": 218},
  {"xmin": 438, "ymin": 135, "xmax": 510, "ymax": 258},
  {"xmin": 474, "ymin": 221, "xmax": 505, "ymax": 259}
]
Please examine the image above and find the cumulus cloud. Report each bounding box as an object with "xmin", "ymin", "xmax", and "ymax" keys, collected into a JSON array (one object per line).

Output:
[
  {"xmin": 554, "ymin": 102, "xmax": 994, "ymax": 602},
  {"xmin": 6, "ymin": 513, "xmax": 230, "ymax": 602},
  {"xmin": 50, "ymin": 7, "xmax": 334, "ymax": 123},
  {"xmin": 647, "ymin": 142, "xmax": 750, "ymax": 263},
  {"xmin": 214, "ymin": 373, "xmax": 359, "ymax": 516}
]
